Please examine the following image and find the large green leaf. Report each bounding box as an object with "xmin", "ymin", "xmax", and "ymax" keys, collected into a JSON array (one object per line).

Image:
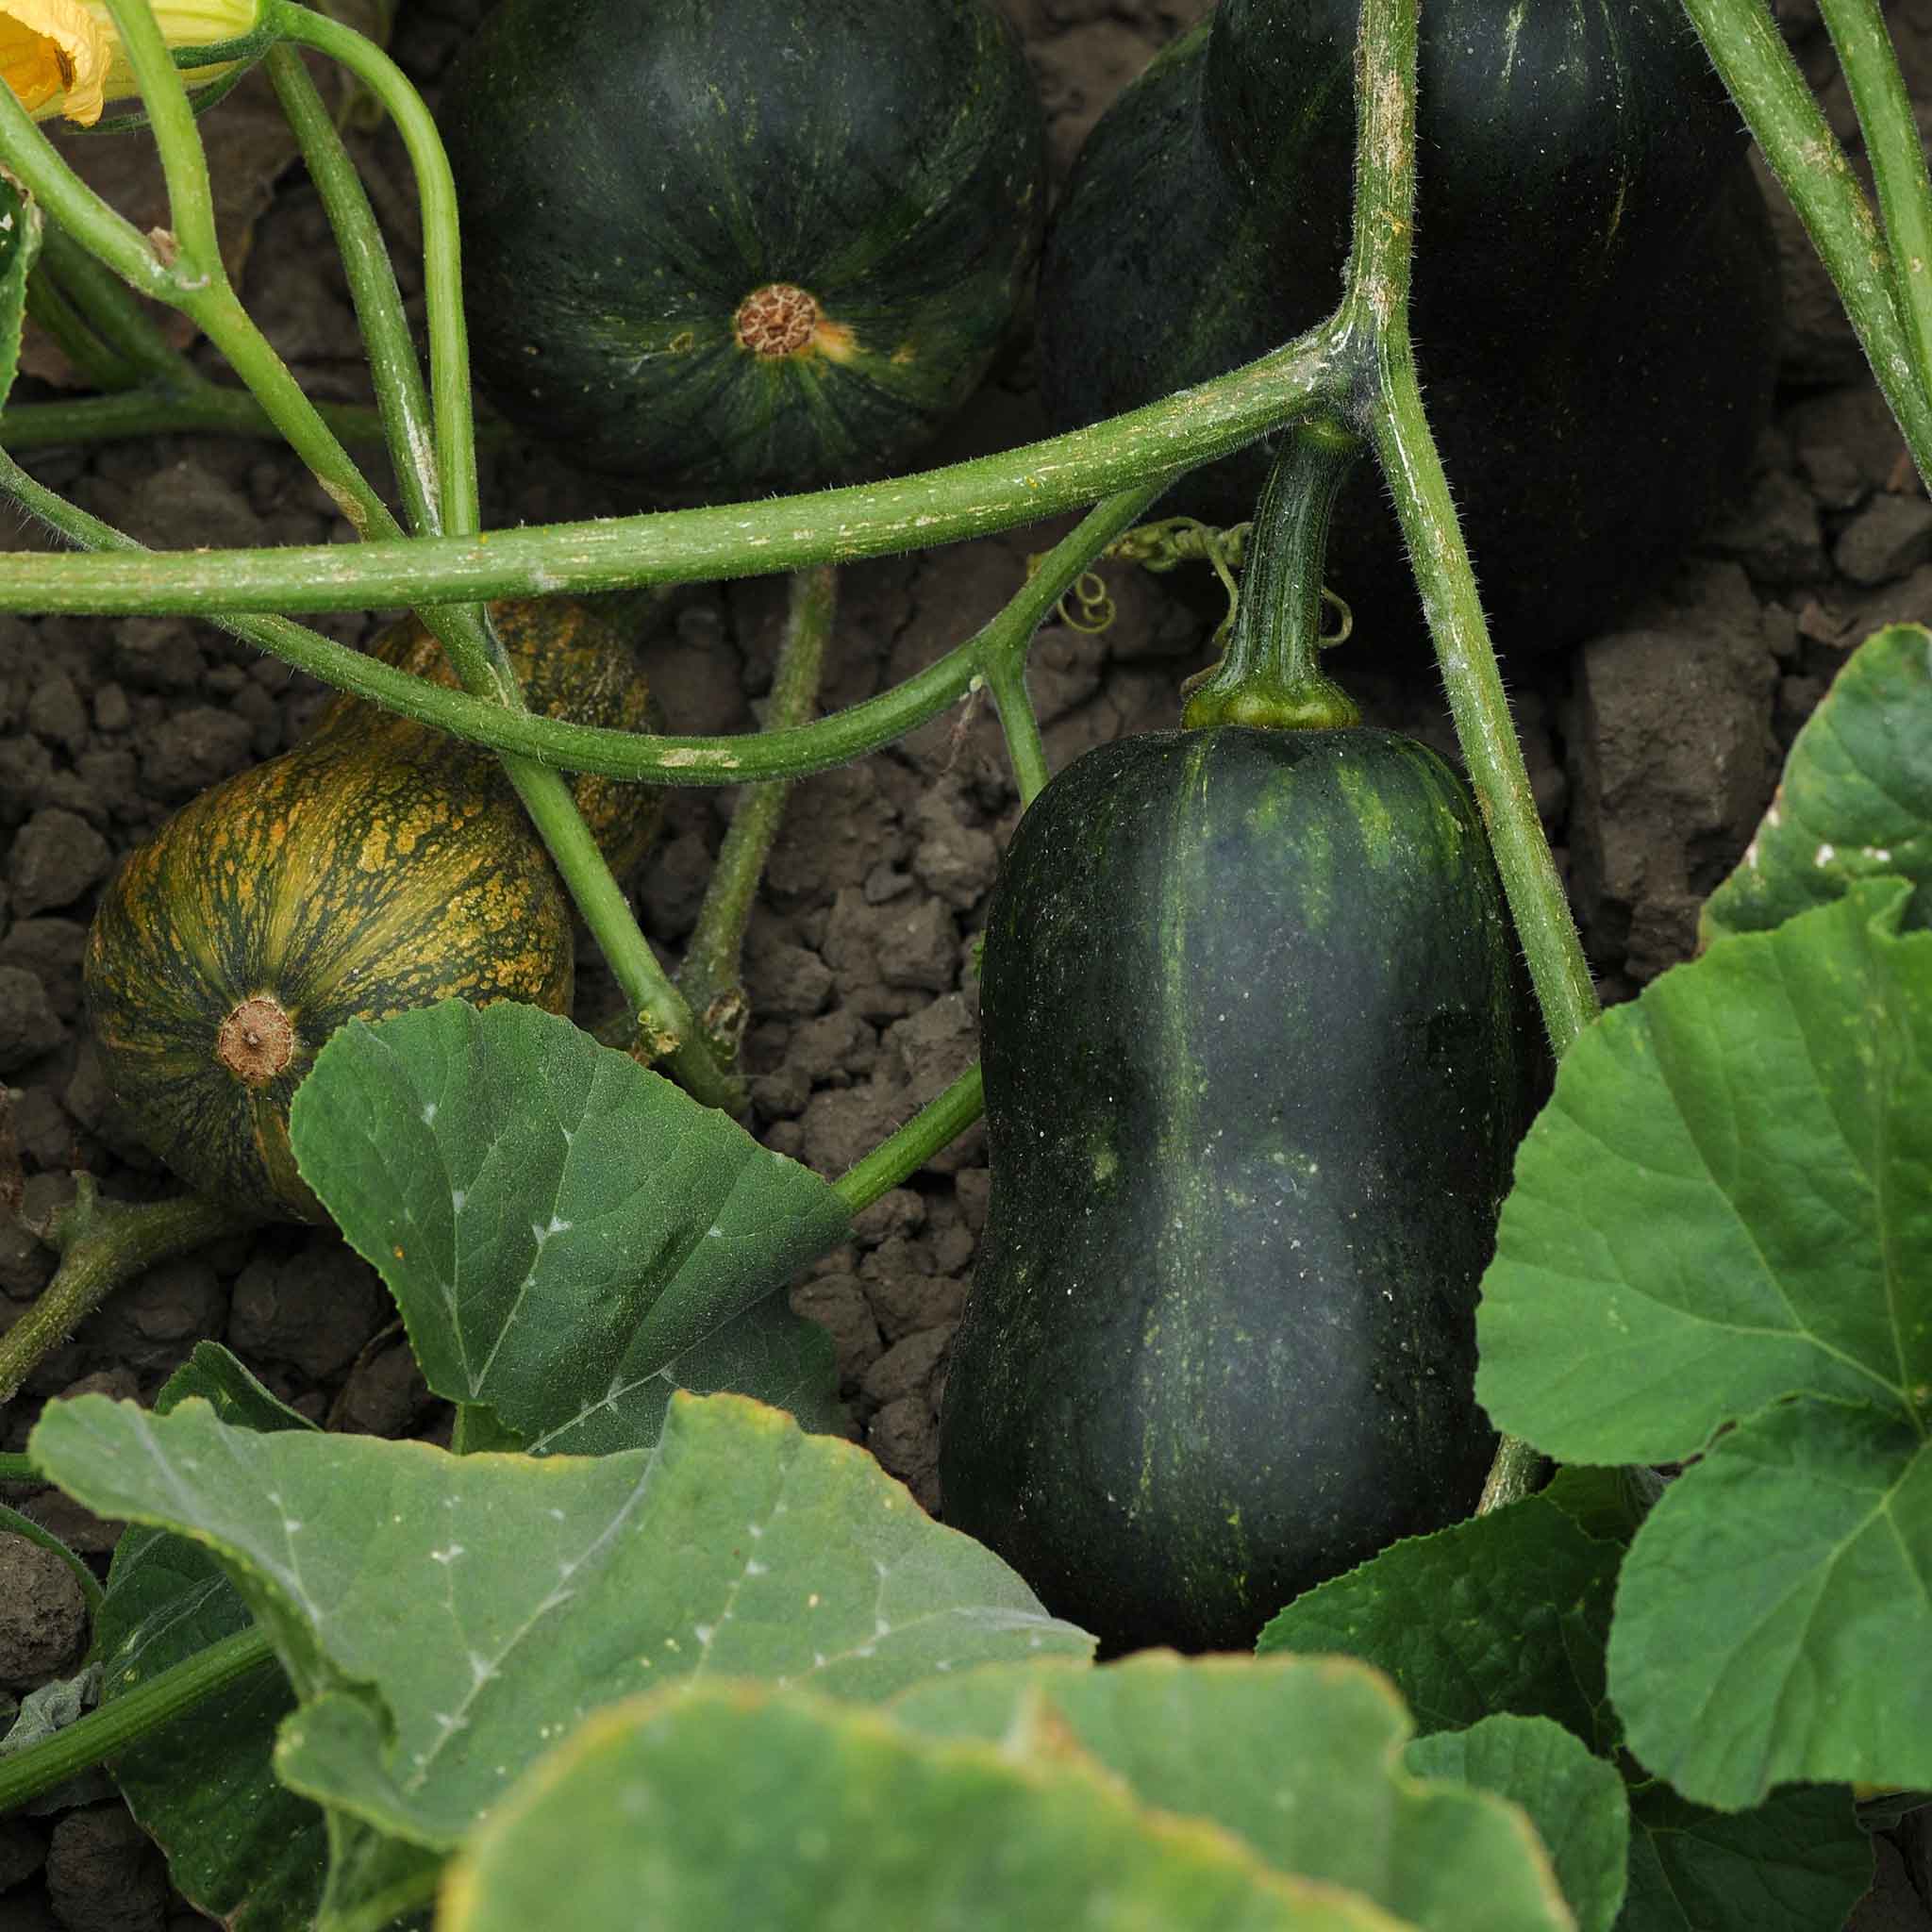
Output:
[
  {"xmin": 97, "ymin": 1345, "xmax": 326, "ymax": 1932},
  {"xmin": 437, "ymin": 1682, "xmax": 1417, "ymax": 1932},
  {"xmin": 1477, "ymin": 883, "xmax": 1932, "ymax": 1466},
  {"xmin": 1607, "ymin": 1396, "xmax": 1932, "ymax": 1810},
  {"xmin": 288, "ymin": 1000, "xmax": 845, "ymax": 1452},
  {"xmin": 1406, "ymin": 1716, "xmax": 1627, "ymax": 1932},
  {"xmin": 1622, "ymin": 1783, "xmax": 1871, "ymax": 1932},
  {"xmin": 95, "ymin": 1349, "xmax": 443, "ymax": 1932},
  {"xmin": 1255, "ymin": 1497, "xmax": 1622, "ymax": 1755},
  {"xmin": 30, "ymin": 1389, "xmax": 1091, "ymax": 1856},
  {"xmin": 890, "ymin": 1653, "xmax": 1572, "ymax": 1932},
  {"xmin": 1702, "ymin": 623, "xmax": 1932, "ymax": 941}
]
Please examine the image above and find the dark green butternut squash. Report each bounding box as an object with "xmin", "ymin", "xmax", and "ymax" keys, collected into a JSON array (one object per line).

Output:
[{"xmin": 939, "ymin": 725, "xmax": 1538, "ymax": 1654}]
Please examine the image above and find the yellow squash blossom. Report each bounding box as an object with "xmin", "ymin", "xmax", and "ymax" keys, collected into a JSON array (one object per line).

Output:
[{"xmin": 0, "ymin": 0, "xmax": 262, "ymax": 127}]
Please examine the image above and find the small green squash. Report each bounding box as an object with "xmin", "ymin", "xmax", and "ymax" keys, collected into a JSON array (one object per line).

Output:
[
  {"xmin": 938, "ymin": 724, "xmax": 1539, "ymax": 1654},
  {"xmin": 440, "ymin": 0, "xmax": 1047, "ymax": 497},
  {"xmin": 84, "ymin": 599, "xmax": 663, "ymax": 1224}
]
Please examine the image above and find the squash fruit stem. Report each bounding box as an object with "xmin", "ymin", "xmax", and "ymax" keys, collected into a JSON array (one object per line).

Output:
[{"xmin": 1179, "ymin": 413, "xmax": 1362, "ymax": 732}]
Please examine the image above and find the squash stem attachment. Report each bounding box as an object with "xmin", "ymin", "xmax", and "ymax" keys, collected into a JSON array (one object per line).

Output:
[{"xmin": 1180, "ymin": 414, "xmax": 1362, "ymax": 732}]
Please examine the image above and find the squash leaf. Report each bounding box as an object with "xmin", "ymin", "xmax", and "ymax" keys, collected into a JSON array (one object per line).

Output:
[
  {"xmin": 1622, "ymin": 1783, "xmax": 1871, "ymax": 1932},
  {"xmin": 438, "ymin": 1680, "xmax": 1420, "ymax": 1932},
  {"xmin": 1608, "ymin": 1396, "xmax": 1932, "ymax": 1810},
  {"xmin": 889, "ymin": 1652, "xmax": 1573, "ymax": 1932},
  {"xmin": 1701, "ymin": 623, "xmax": 1932, "ymax": 941},
  {"xmin": 288, "ymin": 1000, "xmax": 845, "ymax": 1454},
  {"xmin": 1255, "ymin": 1496, "xmax": 1622, "ymax": 1756},
  {"xmin": 1477, "ymin": 881, "xmax": 1932, "ymax": 1467},
  {"xmin": 93, "ymin": 1346, "xmax": 332, "ymax": 1932},
  {"xmin": 28, "ymin": 1388, "xmax": 1091, "ymax": 1858},
  {"xmin": 1405, "ymin": 1716, "xmax": 1627, "ymax": 1932}
]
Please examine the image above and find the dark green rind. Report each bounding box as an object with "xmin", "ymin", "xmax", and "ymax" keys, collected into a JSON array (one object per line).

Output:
[
  {"xmin": 441, "ymin": 0, "xmax": 1046, "ymax": 496},
  {"xmin": 1036, "ymin": 25, "xmax": 1291, "ymax": 530},
  {"xmin": 83, "ymin": 722, "xmax": 575, "ymax": 1224},
  {"xmin": 939, "ymin": 728, "xmax": 1537, "ymax": 1656},
  {"xmin": 1206, "ymin": 0, "xmax": 1746, "ymax": 325},
  {"xmin": 1039, "ymin": 14, "xmax": 1780, "ymax": 653}
]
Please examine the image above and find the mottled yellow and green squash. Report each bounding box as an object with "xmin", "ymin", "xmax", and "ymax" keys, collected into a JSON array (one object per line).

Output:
[
  {"xmin": 312, "ymin": 597, "xmax": 667, "ymax": 873},
  {"xmin": 85, "ymin": 598, "xmax": 664, "ymax": 1224}
]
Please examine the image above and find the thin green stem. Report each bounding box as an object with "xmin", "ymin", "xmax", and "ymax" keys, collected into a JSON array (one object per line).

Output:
[
  {"xmin": 1681, "ymin": 0, "xmax": 1932, "ymax": 491},
  {"xmin": 1477, "ymin": 1439, "xmax": 1546, "ymax": 1516},
  {"xmin": 679, "ymin": 566, "xmax": 837, "ymax": 1039},
  {"xmin": 271, "ymin": 1, "xmax": 478, "ymax": 536},
  {"xmin": 0, "ymin": 447, "xmax": 1159, "ymax": 791},
  {"xmin": 266, "ymin": 43, "xmax": 441, "ymax": 536},
  {"xmin": 7, "ymin": 28, "xmax": 697, "ymax": 1099},
  {"xmin": 1817, "ymin": 0, "xmax": 1932, "ymax": 443},
  {"xmin": 1180, "ymin": 415, "xmax": 1362, "ymax": 731},
  {"xmin": 96, "ymin": 0, "xmax": 225, "ymax": 269},
  {"xmin": 36, "ymin": 224, "xmax": 192, "ymax": 388},
  {"xmin": 0, "ymin": 325, "xmax": 1347, "ymax": 614},
  {"xmin": 0, "ymin": 384, "xmax": 394, "ymax": 451},
  {"xmin": 980, "ymin": 656, "xmax": 1051, "ymax": 805},
  {"xmin": 1342, "ymin": 0, "xmax": 1595, "ymax": 1061},
  {"xmin": 23, "ymin": 270, "xmax": 138, "ymax": 392},
  {"xmin": 0, "ymin": 1627, "xmax": 275, "ymax": 1816},
  {"xmin": 834, "ymin": 1064, "xmax": 985, "ymax": 1217},
  {"xmin": 0, "ymin": 80, "xmax": 180, "ymax": 301},
  {"xmin": 0, "ymin": 1455, "xmax": 36, "ymax": 1483},
  {"xmin": 0, "ymin": 1185, "xmax": 241, "ymax": 1407},
  {"xmin": 0, "ymin": 1503, "xmax": 105, "ymax": 1625},
  {"xmin": 971, "ymin": 476, "xmax": 1173, "ymax": 803},
  {"xmin": 1342, "ymin": 0, "xmax": 1591, "ymax": 1518}
]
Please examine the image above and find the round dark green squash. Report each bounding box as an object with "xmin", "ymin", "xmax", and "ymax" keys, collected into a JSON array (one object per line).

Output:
[
  {"xmin": 1038, "ymin": 11, "xmax": 1780, "ymax": 654},
  {"xmin": 439, "ymin": 0, "xmax": 1047, "ymax": 497},
  {"xmin": 938, "ymin": 724, "xmax": 1540, "ymax": 1655},
  {"xmin": 86, "ymin": 690, "xmax": 581, "ymax": 1225}
]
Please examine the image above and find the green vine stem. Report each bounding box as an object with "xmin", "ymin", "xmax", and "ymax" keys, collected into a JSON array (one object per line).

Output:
[
  {"xmin": 33, "ymin": 222, "xmax": 190, "ymax": 389},
  {"xmin": 1341, "ymin": 0, "xmax": 1593, "ymax": 1517},
  {"xmin": 1180, "ymin": 414, "xmax": 1361, "ymax": 730},
  {"xmin": 0, "ymin": 17, "xmax": 398, "ymax": 551},
  {"xmin": 0, "ymin": 446, "xmax": 1161, "ymax": 793},
  {"xmin": 0, "ymin": 384, "xmax": 391, "ymax": 450},
  {"xmin": 22, "ymin": 270, "xmax": 137, "ymax": 391},
  {"xmin": 269, "ymin": 1, "xmax": 478, "ymax": 538},
  {"xmin": 0, "ymin": 1181, "xmax": 242, "ymax": 1407},
  {"xmin": 978, "ymin": 655, "xmax": 1051, "ymax": 806},
  {"xmin": 12, "ymin": 10, "xmax": 730, "ymax": 1108},
  {"xmin": 1341, "ymin": 0, "xmax": 1596, "ymax": 1065},
  {"xmin": 1681, "ymin": 0, "xmax": 1932, "ymax": 491},
  {"xmin": 0, "ymin": 1626, "xmax": 275, "ymax": 1815},
  {"xmin": 264, "ymin": 42, "xmax": 441, "ymax": 537},
  {"xmin": 0, "ymin": 1455, "xmax": 36, "ymax": 1483},
  {"xmin": 0, "ymin": 325, "xmax": 1348, "ymax": 614},
  {"xmin": 835, "ymin": 1063, "xmax": 986, "ymax": 1218},
  {"xmin": 678, "ymin": 565, "xmax": 838, "ymax": 1052},
  {"xmin": 1816, "ymin": 0, "xmax": 1932, "ymax": 430}
]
